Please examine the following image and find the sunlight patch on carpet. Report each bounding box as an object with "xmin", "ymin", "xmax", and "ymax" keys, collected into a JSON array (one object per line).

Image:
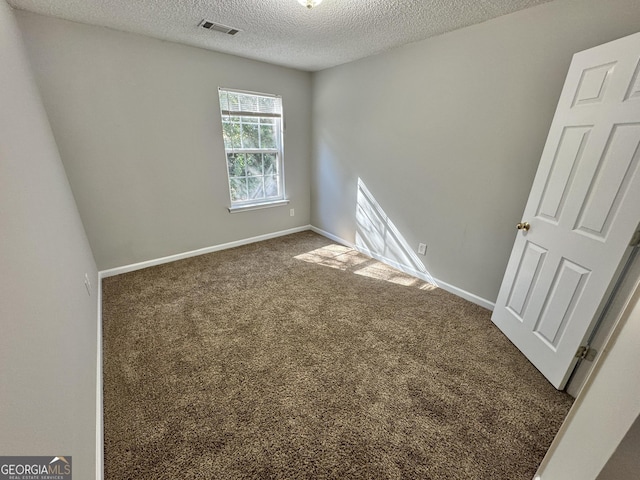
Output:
[{"xmin": 295, "ymin": 244, "xmax": 438, "ymax": 290}]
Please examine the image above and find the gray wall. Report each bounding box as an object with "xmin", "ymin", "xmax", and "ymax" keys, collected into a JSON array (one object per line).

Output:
[
  {"xmin": 312, "ymin": 0, "xmax": 640, "ymax": 303},
  {"xmin": 0, "ymin": 2, "xmax": 98, "ymax": 478},
  {"xmin": 16, "ymin": 11, "xmax": 313, "ymax": 271},
  {"xmin": 597, "ymin": 413, "xmax": 640, "ymax": 480}
]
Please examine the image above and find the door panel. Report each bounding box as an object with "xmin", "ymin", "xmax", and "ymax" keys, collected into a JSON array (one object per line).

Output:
[
  {"xmin": 536, "ymin": 126, "xmax": 591, "ymax": 223},
  {"xmin": 532, "ymin": 258, "xmax": 590, "ymax": 348},
  {"xmin": 492, "ymin": 32, "xmax": 640, "ymax": 389},
  {"xmin": 574, "ymin": 123, "xmax": 640, "ymax": 239},
  {"xmin": 624, "ymin": 60, "xmax": 640, "ymax": 101},
  {"xmin": 572, "ymin": 62, "xmax": 616, "ymax": 107},
  {"xmin": 506, "ymin": 242, "xmax": 547, "ymax": 319}
]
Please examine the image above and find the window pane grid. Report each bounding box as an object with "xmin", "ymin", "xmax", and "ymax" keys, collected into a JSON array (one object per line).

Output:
[
  {"xmin": 227, "ymin": 153, "xmax": 281, "ymax": 203},
  {"xmin": 222, "ymin": 117, "xmax": 277, "ymax": 150}
]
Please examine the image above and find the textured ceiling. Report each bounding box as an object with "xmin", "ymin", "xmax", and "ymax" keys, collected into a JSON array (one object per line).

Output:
[{"xmin": 7, "ymin": 0, "xmax": 554, "ymax": 71}]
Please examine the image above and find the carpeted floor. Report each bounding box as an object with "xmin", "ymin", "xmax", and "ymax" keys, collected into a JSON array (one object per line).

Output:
[{"xmin": 102, "ymin": 231, "xmax": 573, "ymax": 480}]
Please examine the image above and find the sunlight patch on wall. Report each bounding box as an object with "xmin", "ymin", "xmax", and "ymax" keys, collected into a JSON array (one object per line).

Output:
[{"xmin": 355, "ymin": 178, "xmax": 437, "ymax": 286}]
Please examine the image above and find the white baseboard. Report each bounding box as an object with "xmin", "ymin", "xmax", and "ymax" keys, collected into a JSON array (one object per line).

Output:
[
  {"xmin": 310, "ymin": 226, "xmax": 495, "ymax": 311},
  {"xmin": 310, "ymin": 226, "xmax": 351, "ymax": 247},
  {"xmin": 96, "ymin": 272, "xmax": 104, "ymax": 480},
  {"xmin": 430, "ymin": 277, "xmax": 495, "ymax": 311},
  {"xmin": 99, "ymin": 225, "xmax": 312, "ymax": 278},
  {"xmin": 99, "ymin": 225, "xmax": 493, "ymax": 310}
]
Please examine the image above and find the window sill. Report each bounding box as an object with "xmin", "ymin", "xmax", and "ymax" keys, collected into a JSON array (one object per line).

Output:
[{"xmin": 228, "ymin": 199, "xmax": 290, "ymax": 214}]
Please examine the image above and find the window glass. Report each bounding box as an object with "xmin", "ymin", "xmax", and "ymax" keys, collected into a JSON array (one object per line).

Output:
[{"xmin": 219, "ymin": 89, "xmax": 285, "ymax": 207}]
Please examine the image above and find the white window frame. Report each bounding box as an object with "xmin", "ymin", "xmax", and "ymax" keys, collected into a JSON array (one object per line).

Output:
[{"xmin": 218, "ymin": 88, "xmax": 288, "ymax": 213}]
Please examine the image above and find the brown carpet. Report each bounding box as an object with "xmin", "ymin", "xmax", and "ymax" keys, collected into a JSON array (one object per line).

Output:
[{"xmin": 102, "ymin": 231, "xmax": 573, "ymax": 480}]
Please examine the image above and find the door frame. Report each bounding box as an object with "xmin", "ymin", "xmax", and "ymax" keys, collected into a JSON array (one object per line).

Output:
[{"xmin": 565, "ymin": 244, "xmax": 640, "ymax": 396}]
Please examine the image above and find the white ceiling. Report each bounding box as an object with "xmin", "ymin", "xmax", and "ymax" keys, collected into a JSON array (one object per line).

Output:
[{"xmin": 8, "ymin": 0, "xmax": 554, "ymax": 71}]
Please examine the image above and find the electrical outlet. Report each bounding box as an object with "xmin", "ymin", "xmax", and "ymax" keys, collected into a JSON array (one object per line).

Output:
[
  {"xmin": 84, "ymin": 273, "xmax": 91, "ymax": 296},
  {"xmin": 290, "ymin": 208, "xmax": 295, "ymax": 217},
  {"xmin": 418, "ymin": 243, "xmax": 427, "ymax": 255}
]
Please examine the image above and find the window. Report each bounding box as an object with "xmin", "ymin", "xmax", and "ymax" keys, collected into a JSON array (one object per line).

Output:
[{"xmin": 218, "ymin": 88, "xmax": 286, "ymax": 211}]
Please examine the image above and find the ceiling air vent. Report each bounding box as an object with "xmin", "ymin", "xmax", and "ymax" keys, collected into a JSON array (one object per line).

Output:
[{"xmin": 199, "ymin": 19, "xmax": 240, "ymax": 36}]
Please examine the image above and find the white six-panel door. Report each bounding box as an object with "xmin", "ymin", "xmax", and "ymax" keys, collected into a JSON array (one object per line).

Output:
[{"xmin": 491, "ymin": 32, "xmax": 640, "ymax": 389}]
